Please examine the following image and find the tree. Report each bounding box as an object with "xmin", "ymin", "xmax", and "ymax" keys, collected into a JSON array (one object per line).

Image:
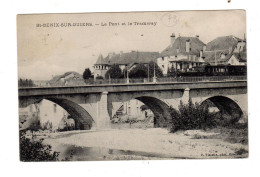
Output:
[
  {"xmin": 129, "ymin": 62, "xmax": 163, "ymax": 78},
  {"xmin": 148, "ymin": 61, "xmax": 163, "ymax": 78},
  {"xmin": 83, "ymin": 68, "xmax": 92, "ymax": 79},
  {"xmin": 167, "ymin": 65, "xmax": 176, "ymax": 77},
  {"xmin": 105, "ymin": 64, "xmax": 123, "ymax": 79},
  {"xmin": 129, "ymin": 63, "xmax": 147, "ymax": 78},
  {"xmin": 18, "ymin": 78, "xmax": 34, "ymax": 87}
]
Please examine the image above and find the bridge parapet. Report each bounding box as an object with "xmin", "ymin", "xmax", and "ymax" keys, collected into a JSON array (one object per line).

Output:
[
  {"xmin": 19, "ymin": 76, "xmax": 247, "ymax": 88},
  {"xmin": 19, "ymin": 80, "xmax": 247, "ymax": 97}
]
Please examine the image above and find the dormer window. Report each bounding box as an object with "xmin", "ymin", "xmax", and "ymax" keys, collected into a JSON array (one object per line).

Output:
[{"xmin": 220, "ymin": 53, "xmax": 226, "ymax": 59}]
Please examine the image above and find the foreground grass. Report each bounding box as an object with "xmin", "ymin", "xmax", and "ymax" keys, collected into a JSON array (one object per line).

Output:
[
  {"xmin": 189, "ymin": 125, "xmax": 248, "ymax": 157},
  {"xmin": 191, "ymin": 125, "xmax": 248, "ymax": 144}
]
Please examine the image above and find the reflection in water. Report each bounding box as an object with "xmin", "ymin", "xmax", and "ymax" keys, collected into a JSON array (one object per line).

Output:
[{"xmin": 50, "ymin": 143, "xmax": 179, "ymax": 161}]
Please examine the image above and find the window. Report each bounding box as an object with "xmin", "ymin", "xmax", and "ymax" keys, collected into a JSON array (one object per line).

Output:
[
  {"xmin": 162, "ymin": 65, "xmax": 164, "ymax": 68},
  {"xmin": 162, "ymin": 57, "xmax": 164, "ymax": 61}
]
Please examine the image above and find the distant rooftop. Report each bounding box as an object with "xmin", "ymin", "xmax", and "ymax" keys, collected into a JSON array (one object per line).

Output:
[
  {"xmin": 95, "ymin": 51, "xmax": 160, "ymax": 65},
  {"xmin": 160, "ymin": 36, "xmax": 206, "ymax": 57}
]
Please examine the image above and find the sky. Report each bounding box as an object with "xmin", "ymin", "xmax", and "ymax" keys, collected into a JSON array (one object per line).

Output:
[{"xmin": 17, "ymin": 10, "xmax": 246, "ymax": 80}]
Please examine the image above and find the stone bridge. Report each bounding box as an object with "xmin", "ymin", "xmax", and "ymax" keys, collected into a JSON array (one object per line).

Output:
[{"xmin": 18, "ymin": 80, "xmax": 247, "ymax": 130}]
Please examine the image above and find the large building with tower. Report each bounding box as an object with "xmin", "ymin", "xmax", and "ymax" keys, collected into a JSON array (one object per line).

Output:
[{"xmin": 93, "ymin": 51, "xmax": 159, "ymax": 79}]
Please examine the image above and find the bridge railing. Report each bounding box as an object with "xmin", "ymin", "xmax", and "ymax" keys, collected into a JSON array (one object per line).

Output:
[{"xmin": 19, "ymin": 75, "xmax": 247, "ymax": 88}]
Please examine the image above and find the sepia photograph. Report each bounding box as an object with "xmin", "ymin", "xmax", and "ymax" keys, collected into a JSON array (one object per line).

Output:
[{"xmin": 17, "ymin": 10, "xmax": 248, "ymax": 161}]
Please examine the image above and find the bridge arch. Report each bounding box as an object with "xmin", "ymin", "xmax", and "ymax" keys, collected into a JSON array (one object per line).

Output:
[
  {"xmin": 136, "ymin": 96, "xmax": 173, "ymax": 127},
  {"xmin": 200, "ymin": 95, "xmax": 244, "ymax": 123},
  {"xmin": 109, "ymin": 96, "xmax": 172, "ymax": 127},
  {"xmin": 19, "ymin": 97, "xmax": 94, "ymax": 130}
]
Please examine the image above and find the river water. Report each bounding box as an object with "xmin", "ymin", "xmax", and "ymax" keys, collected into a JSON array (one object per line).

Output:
[{"xmin": 47, "ymin": 142, "xmax": 180, "ymax": 161}]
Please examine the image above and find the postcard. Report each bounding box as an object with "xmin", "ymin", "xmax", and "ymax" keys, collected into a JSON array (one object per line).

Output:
[{"xmin": 17, "ymin": 10, "xmax": 248, "ymax": 161}]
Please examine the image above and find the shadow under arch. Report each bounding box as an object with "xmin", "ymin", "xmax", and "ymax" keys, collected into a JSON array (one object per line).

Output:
[
  {"xmin": 135, "ymin": 96, "xmax": 172, "ymax": 127},
  {"xmin": 19, "ymin": 97, "xmax": 94, "ymax": 130},
  {"xmin": 200, "ymin": 96, "xmax": 243, "ymax": 123}
]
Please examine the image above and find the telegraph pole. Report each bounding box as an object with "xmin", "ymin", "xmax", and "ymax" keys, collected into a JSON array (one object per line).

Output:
[
  {"xmin": 153, "ymin": 62, "xmax": 157, "ymax": 83},
  {"xmin": 126, "ymin": 65, "xmax": 129, "ymax": 84},
  {"xmin": 147, "ymin": 63, "xmax": 149, "ymax": 82}
]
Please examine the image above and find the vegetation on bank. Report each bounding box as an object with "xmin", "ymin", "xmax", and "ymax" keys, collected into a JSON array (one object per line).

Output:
[
  {"xmin": 19, "ymin": 131, "xmax": 59, "ymax": 161},
  {"xmin": 169, "ymin": 98, "xmax": 247, "ymax": 133}
]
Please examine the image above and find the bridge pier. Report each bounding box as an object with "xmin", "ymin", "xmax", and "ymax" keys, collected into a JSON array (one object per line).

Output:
[
  {"xmin": 182, "ymin": 88, "xmax": 190, "ymax": 104},
  {"xmin": 96, "ymin": 91, "xmax": 111, "ymax": 129}
]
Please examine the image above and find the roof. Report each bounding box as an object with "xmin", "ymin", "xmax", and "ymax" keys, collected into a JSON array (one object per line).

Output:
[
  {"xmin": 160, "ymin": 36, "xmax": 206, "ymax": 57},
  {"xmin": 96, "ymin": 51, "xmax": 160, "ymax": 65},
  {"xmin": 205, "ymin": 35, "xmax": 242, "ymax": 51},
  {"xmin": 203, "ymin": 50, "xmax": 233, "ymax": 64},
  {"xmin": 169, "ymin": 56, "xmax": 205, "ymax": 63},
  {"xmin": 203, "ymin": 35, "xmax": 247, "ymax": 64},
  {"xmin": 95, "ymin": 54, "xmax": 108, "ymax": 65}
]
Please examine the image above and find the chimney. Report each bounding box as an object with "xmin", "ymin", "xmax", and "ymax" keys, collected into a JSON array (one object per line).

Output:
[
  {"xmin": 195, "ymin": 35, "xmax": 199, "ymax": 39},
  {"xmin": 170, "ymin": 33, "xmax": 175, "ymax": 46},
  {"xmin": 203, "ymin": 45, "xmax": 206, "ymax": 52},
  {"xmin": 200, "ymin": 50, "xmax": 203, "ymax": 58},
  {"xmin": 229, "ymin": 47, "xmax": 232, "ymax": 54},
  {"xmin": 186, "ymin": 39, "xmax": 191, "ymax": 53},
  {"xmin": 120, "ymin": 51, "xmax": 123, "ymax": 56}
]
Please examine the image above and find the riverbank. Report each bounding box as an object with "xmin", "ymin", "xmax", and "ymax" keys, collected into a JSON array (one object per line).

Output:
[{"xmin": 43, "ymin": 127, "xmax": 248, "ymax": 160}]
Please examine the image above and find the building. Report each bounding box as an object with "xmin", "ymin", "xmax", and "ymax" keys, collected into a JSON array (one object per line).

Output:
[
  {"xmin": 203, "ymin": 35, "xmax": 247, "ymax": 65},
  {"xmin": 93, "ymin": 51, "xmax": 160, "ymax": 79},
  {"xmin": 157, "ymin": 34, "xmax": 206, "ymax": 76},
  {"xmin": 113, "ymin": 100, "xmax": 153, "ymax": 121},
  {"xmin": 19, "ymin": 99, "xmax": 68, "ymax": 130},
  {"xmin": 93, "ymin": 54, "xmax": 110, "ymax": 79}
]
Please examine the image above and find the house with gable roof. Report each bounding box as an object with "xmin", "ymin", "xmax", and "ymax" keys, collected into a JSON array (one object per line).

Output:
[
  {"xmin": 203, "ymin": 35, "xmax": 247, "ymax": 66},
  {"xmin": 157, "ymin": 33, "xmax": 206, "ymax": 76}
]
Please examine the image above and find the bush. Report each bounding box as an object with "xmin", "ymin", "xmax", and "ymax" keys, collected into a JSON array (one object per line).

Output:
[
  {"xmin": 96, "ymin": 76, "xmax": 104, "ymax": 80},
  {"xmin": 19, "ymin": 131, "xmax": 59, "ymax": 161},
  {"xmin": 170, "ymin": 98, "xmax": 217, "ymax": 133}
]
